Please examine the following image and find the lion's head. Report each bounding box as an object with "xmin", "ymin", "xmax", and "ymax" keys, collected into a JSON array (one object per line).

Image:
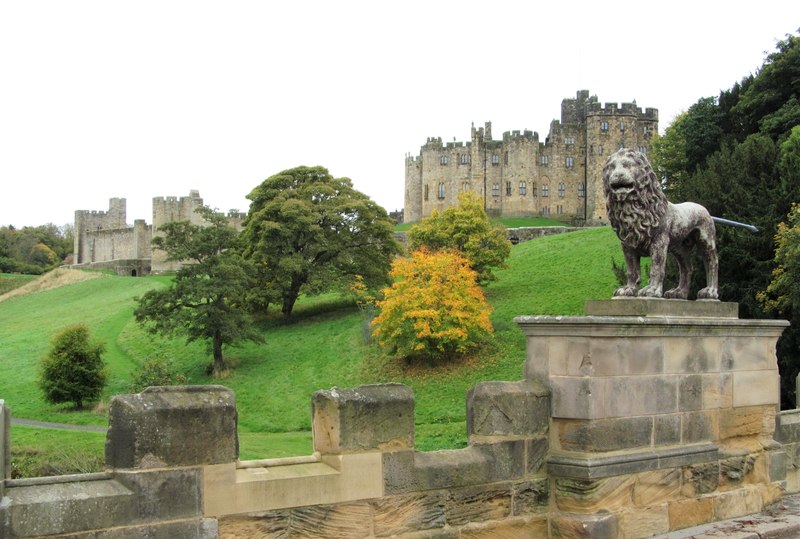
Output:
[{"xmin": 602, "ymin": 148, "xmax": 668, "ymax": 249}]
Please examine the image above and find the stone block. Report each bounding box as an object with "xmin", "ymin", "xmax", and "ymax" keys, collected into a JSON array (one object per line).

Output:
[
  {"xmin": 776, "ymin": 409, "xmax": 800, "ymax": 443},
  {"xmin": 460, "ymin": 516, "xmax": 549, "ymax": 538},
  {"xmin": 585, "ymin": 298, "xmax": 738, "ymax": 319},
  {"xmin": 719, "ymin": 405, "xmax": 775, "ymax": 441},
  {"xmin": 619, "ymin": 504, "xmax": 670, "ymax": 539},
  {"xmin": 733, "ymin": 370, "xmax": 780, "ymax": 407},
  {"xmin": 682, "ymin": 410, "xmax": 716, "ymax": 444},
  {"xmin": 372, "ymin": 492, "xmax": 446, "ymax": 536},
  {"xmin": 219, "ymin": 511, "xmax": 289, "ymax": 539},
  {"xmin": 719, "ymin": 452, "xmax": 756, "ymax": 489},
  {"xmin": 312, "ymin": 383, "xmax": 414, "ymax": 454},
  {"xmin": 605, "ymin": 375, "xmax": 678, "ymax": 417},
  {"xmin": 664, "ymin": 337, "xmax": 721, "ymax": 374},
  {"xmin": 473, "ymin": 440, "xmax": 526, "ymax": 481},
  {"xmin": 549, "ymin": 336, "xmax": 591, "ymax": 376},
  {"xmin": 3, "ymin": 479, "xmax": 136, "ymax": 537},
  {"xmin": 713, "ymin": 486, "xmax": 763, "ymax": 520},
  {"xmin": 58, "ymin": 518, "xmax": 218, "ymax": 539},
  {"xmin": 113, "ymin": 468, "xmax": 202, "ymax": 520},
  {"xmin": 654, "ymin": 415, "xmax": 681, "ymax": 446},
  {"xmin": 526, "ymin": 437, "xmax": 549, "ymax": 474},
  {"xmin": 550, "ymin": 376, "xmax": 606, "ymax": 419},
  {"xmin": 550, "ymin": 510, "xmax": 618, "ymax": 539},
  {"xmin": 591, "ymin": 337, "xmax": 665, "ymax": 376},
  {"xmin": 105, "ymin": 385, "xmax": 238, "ymax": 469},
  {"xmin": 445, "ymin": 484, "xmax": 512, "ymax": 527},
  {"xmin": 524, "ymin": 336, "xmax": 550, "ymax": 382},
  {"xmin": 511, "ymin": 479, "xmax": 549, "ymax": 515},
  {"xmin": 682, "ymin": 462, "xmax": 720, "ymax": 497},
  {"xmin": 633, "ymin": 469, "xmax": 682, "ymax": 506},
  {"xmin": 769, "ymin": 449, "xmax": 787, "ymax": 483},
  {"xmin": 384, "ymin": 447, "xmax": 497, "ymax": 494},
  {"xmin": 554, "ymin": 475, "xmax": 635, "ymax": 513},
  {"xmin": 668, "ymin": 497, "xmax": 713, "ymax": 530},
  {"xmin": 702, "ymin": 372, "xmax": 732, "ymax": 409},
  {"xmin": 722, "ymin": 335, "xmax": 776, "ymax": 371},
  {"xmin": 554, "ymin": 416, "xmax": 653, "ymax": 452},
  {"xmin": 466, "ymin": 380, "xmax": 549, "ymax": 438},
  {"xmin": 290, "ymin": 502, "xmax": 372, "ymax": 538},
  {"xmin": 679, "ymin": 374, "xmax": 703, "ymax": 411}
]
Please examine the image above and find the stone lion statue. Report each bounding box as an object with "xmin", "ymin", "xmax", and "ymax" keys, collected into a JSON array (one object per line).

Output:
[{"xmin": 603, "ymin": 148, "xmax": 718, "ymax": 300}]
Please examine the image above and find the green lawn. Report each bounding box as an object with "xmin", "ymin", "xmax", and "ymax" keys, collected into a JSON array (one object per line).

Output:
[
  {"xmin": 0, "ymin": 273, "xmax": 38, "ymax": 295},
  {"xmin": 0, "ymin": 227, "xmax": 623, "ymax": 476}
]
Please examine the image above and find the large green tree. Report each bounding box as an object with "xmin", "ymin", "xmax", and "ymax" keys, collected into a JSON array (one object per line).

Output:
[
  {"xmin": 134, "ymin": 206, "xmax": 261, "ymax": 375},
  {"xmin": 407, "ymin": 191, "xmax": 511, "ymax": 284},
  {"xmin": 241, "ymin": 166, "xmax": 400, "ymax": 319}
]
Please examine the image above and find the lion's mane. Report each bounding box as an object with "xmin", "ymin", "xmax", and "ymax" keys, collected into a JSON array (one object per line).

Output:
[{"xmin": 603, "ymin": 149, "xmax": 668, "ymax": 250}]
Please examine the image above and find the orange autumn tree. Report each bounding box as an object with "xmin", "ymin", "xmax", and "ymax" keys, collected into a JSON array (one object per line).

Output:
[{"xmin": 371, "ymin": 248, "xmax": 493, "ymax": 361}]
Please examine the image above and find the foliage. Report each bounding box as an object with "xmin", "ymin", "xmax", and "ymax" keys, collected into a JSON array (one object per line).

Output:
[
  {"xmin": 128, "ymin": 357, "xmax": 188, "ymax": 393},
  {"xmin": 0, "ymin": 223, "xmax": 72, "ymax": 273},
  {"xmin": 38, "ymin": 324, "xmax": 107, "ymax": 409},
  {"xmin": 371, "ymin": 248, "xmax": 494, "ymax": 361},
  {"xmin": 134, "ymin": 206, "xmax": 262, "ymax": 375},
  {"xmin": 408, "ymin": 191, "xmax": 511, "ymax": 284},
  {"xmin": 242, "ymin": 166, "xmax": 401, "ymax": 318}
]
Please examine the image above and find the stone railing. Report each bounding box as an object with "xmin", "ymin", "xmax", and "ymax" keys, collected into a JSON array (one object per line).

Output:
[{"xmin": 1, "ymin": 299, "xmax": 796, "ymax": 538}]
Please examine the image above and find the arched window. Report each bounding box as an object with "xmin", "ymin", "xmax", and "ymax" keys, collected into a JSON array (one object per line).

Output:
[
  {"xmin": 492, "ymin": 183, "xmax": 500, "ymax": 197},
  {"xmin": 558, "ymin": 183, "xmax": 566, "ymax": 197},
  {"xmin": 437, "ymin": 183, "xmax": 446, "ymax": 199},
  {"xmin": 565, "ymin": 156, "xmax": 574, "ymax": 168},
  {"xmin": 440, "ymin": 155, "xmax": 448, "ymax": 165},
  {"xmin": 542, "ymin": 184, "xmax": 549, "ymax": 197},
  {"xmin": 519, "ymin": 181, "xmax": 527, "ymax": 196},
  {"xmin": 491, "ymin": 154, "xmax": 500, "ymax": 166}
]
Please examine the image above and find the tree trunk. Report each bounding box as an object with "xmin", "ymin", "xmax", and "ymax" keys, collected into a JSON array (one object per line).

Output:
[{"xmin": 212, "ymin": 330, "xmax": 224, "ymax": 374}]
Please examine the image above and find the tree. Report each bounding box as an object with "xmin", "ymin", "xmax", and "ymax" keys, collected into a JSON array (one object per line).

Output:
[
  {"xmin": 241, "ymin": 166, "xmax": 400, "ymax": 319},
  {"xmin": 134, "ymin": 206, "xmax": 262, "ymax": 375},
  {"xmin": 39, "ymin": 324, "xmax": 107, "ymax": 409},
  {"xmin": 371, "ymin": 248, "xmax": 494, "ymax": 361},
  {"xmin": 128, "ymin": 357, "xmax": 188, "ymax": 393},
  {"xmin": 407, "ymin": 191, "xmax": 511, "ymax": 284},
  {"xmin": 759, "ymin": 203, "xmax": 800, "ymax": 315}
]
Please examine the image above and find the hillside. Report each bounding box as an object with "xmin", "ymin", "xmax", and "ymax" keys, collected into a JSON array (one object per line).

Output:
[{"xmin": 0, "ymin": 227, "xmax": 623, "ymax": 473}]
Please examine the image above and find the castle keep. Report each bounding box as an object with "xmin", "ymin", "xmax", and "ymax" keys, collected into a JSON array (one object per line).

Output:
[
  {"xmin": 73, "ymin": 190, "xmax": 244, "ymax": 275},
  {"xmin": 404, "ymin": 90, "xmax": 658, "ymax": 224}
]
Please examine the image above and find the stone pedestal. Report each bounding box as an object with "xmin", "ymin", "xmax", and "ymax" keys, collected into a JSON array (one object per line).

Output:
[
  {"xmin": 1, "ymin": 399, "xmax": 8, "ymax": 500},
  {"xmin": 516, "ymin": 299, "xmax": 789, "ymax": 538}
]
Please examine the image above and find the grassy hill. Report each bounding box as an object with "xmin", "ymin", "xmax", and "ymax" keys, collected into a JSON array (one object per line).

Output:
[{"xmin": 0, "ymin": 227, "xmax": 623, "ymax": 476}]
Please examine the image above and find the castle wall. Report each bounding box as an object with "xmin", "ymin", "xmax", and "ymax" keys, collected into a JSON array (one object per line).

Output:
[
  {"xmin": 150, "ymin": 190, "xmax": 206, "ymax": 273},
  {"xmin": 404, "ymin": 90, "xmax": 659, "ymax": 224}
]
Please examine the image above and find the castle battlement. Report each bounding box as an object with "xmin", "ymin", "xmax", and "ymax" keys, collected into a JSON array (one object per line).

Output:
[
  {"xmin": 586, "ymin": 101, "xmax": 659, "ymax": 120},
  {"xmin": 502, "ymin": 129, "xmax": 538, "ymax": 142}
]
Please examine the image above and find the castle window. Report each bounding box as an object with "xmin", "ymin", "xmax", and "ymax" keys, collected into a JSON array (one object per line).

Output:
[
  {"xmin": 540, "ymin": 155, "xmax": 548, "ymax": 166},
  {"xmin": 532, "ymin": 183, "xmax": 537, "ymax": 196},
  {"xmin": 565, "ymin": 156, "xmax": 574, "ymax": 168},
  {"xmin": 565, "ymin": 136, "xmax": 575, "ymax": 146},
  {"xmin": 558, "ymin": 182, "xmax": 566, "ymax": 197},
  {"xmin": 460, "ymin": 153, "xmax": 471, "ymax": 165},
  {"xmin": 506, "ymin": 182, "xmax": 512, "ymax": 196},
  {"xmin": 424, "ymin": 184, "xmax": 429, "ymax": 201},
  {"xmin": 578, "ymin": 183, "xmax": 586, "ymax": 198},
  {"xmin": 519, "ymin": 181, "xmax": 527, "ymax": 196},
  {"xmin": 462, "ymin": 181, "xmax": 470, "ymax": 192},
  {"xmin": 600, "ymin": 121, "xmax": 609, "ymax": 133},
  {"xmin": 541, "ymin": 206, "xmax": 550, "ymax": 216},
  {"xmin": 598, "ymin": 145, "xmax": 604, "ymax": 155},
  {"xmin": 638, "ymin": 146, "xmax": 647, "ymax": 155},
  {"xmin": 440, "ymin": 155, "xmax": 448, "ymax": 165},
  {"xmin": 557, "ymin": 205, "xmax": 563, "ymax": 214},
  {"xmin": 491, "ymin": 154, "xmax": 500, "ymax": 166},
  {"xmin": 438, "ymin": 183, "xmax": 446, "ymax": 199},
  {"xmin": 542, "ymin": 184, "xmax": 549, "ymax": 197},
  {"xmin": 643, "ymin": 126, "xmax": 649, "ymax": 135},
  {"xmin": 492, "ymin": 183, "xmax": 500, "ymax": 197},
  {"xmin": 619, "ymin": 122, "xmax": 625, "ymax": 132}
]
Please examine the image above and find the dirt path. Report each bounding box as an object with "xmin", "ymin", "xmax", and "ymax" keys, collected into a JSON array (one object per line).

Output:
[{"xmin": 10, "ymin": 417, "xmax": 107, "ymax": 432}]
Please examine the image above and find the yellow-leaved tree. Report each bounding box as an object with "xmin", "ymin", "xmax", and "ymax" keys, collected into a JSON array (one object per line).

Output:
[{"xmin": 371, "ymin": 248, "xmax": 493, "ymax": 361}]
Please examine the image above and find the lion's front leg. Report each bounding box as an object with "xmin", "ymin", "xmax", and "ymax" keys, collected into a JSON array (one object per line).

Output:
[
  {"xmin": 638, "ymin": 242, "xmax": 667, "ymax": 298},
  {"xmin": 614, "ymin": 250, "xmax": 640, "ymax": 297}
]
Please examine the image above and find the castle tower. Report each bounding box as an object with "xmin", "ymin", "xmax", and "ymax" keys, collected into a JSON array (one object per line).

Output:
[
  {"xmin": 73, "ymin": 198, "xmax": 127, "ymax": 264},
  {"xmin": 150, "ymin": 190, "xmax": 205, "ymax": 273}
]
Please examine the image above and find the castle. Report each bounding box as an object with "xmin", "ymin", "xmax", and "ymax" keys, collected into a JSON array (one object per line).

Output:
[
  {"xmin": 73, "ymin": 190, "xmax": 245, "ymax": 275},
  {"xmin": 404, "ymin": 90, "xmax": 658, "ymax": 224}
]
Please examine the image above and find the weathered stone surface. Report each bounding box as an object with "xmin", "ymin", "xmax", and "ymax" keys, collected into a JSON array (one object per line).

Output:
[
  {"xmin": 702, "ymin": 372, "xmax": 732, "ymax": 409},
  {"xmin": 313, "ymin": 383, "xmax": 414, "ymax": 454},
  {"xmin": 372, "ymin": 492, "xmax": 446, "ymax": 536},
  {"xmin": 668, "ymin": 497, "xmax": 713, "ymax": 530},
  {"xmin": 679, "ymin": 374, "xmax": 703, "ymax": 411},
  {"xmin": 719, "ymin": 452, "xmax": 757, "ymax": 489},
  {"xmin": 526, "ymin": 437, "xmax": 549, "ymax": 475},
  {"xmin": 733, "ymin": 370, "xmax": 780, "ymax": 408},
  {"xmin": 512, "ymin": 479, "xmax": 549, "ymax": 515},
  {"xmin": 54, "ymin": 518, "xmax": 218, "ymax": 539},
  {"xmin": 445, "ymin": 485, "xmax": 512, "ymax": 526},
  {"xmin": 619, "ymin": 504, "xmax": 670, "ymax": 539},
  {"xmin": 633, "ymin": 469, "xmax": 682, "ymax": 506},
  {"xmin": 654, "ymin": 414, "xmax": 681, "ymax": 446},
  {"xmin": 713, "ymin": 486, "xmax": 763, "ymax": 520},
  {"xmin": 290, "ymin": 502, "xmax": 372, "ymax": 538},
  {"xmin": 550, "ymin": 510, "xmax": 618, "ymax": 539},
  {"xmin": 585, "ymin": 298, "xmax": 738, "ymax": 319},
  {"xmin": 682, "ymin": 410, "xmax": 716, "ymax": 444},
  {"xmin": 682, "ymin": 462, "xmax": 720, "ymax": 497},
  {"xmin": 769, "ymin": 449, "xmax": 787, "ymax": 483},
  {"xmin": 555, "ymin": 416, "xmax": 653, "ymax": 452},
  {"xmin": 466, "ymin": 380, "xmax": 549, "ymax": 438},
  {"xmin": 550, "ymin": 376, "xmax": 607, "ymax": 419},
  {"xmin": 555, "ymin": 475, "xmax": 634, "ymax": 513},
  {"xmin": 719, "ymin": 405, "xmax": 775, "ymax": 441},
  {"xmin": 105, "ymin": 385, "xmax": 238, "ymax": 469},
  {"xmin": 4, "ymin": 479, "xmax": 135, "ymax": 537},
  {"xmin": 776, "ymin": 409, "xmax": 800, "ymax": 443},
  {"xmin": 219, "ymin": 511, "xmax": 289, "ymax": 539},
  {"xmin": 605, "ymin": 375, "xmax": 678, "ymax": 417},
  {"xmin": 460, "ymin": 516, "xmax": 549, "ymax": 538},
  {"xmin": 113, "ymin": 468, "xmax": 202, "ymax": 520}
]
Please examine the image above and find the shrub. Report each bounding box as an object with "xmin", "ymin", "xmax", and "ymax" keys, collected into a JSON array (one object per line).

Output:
[
  {"xmin": 371, "ymin": 248, "xmax": 493, "ymax": 361},
  {"xmin": 38, "ymin": 324, "xmax": 107, "ymax": 409},
  {"xmin": 128, "ymin": 357, "xmax": 188, "ymax": 393}
]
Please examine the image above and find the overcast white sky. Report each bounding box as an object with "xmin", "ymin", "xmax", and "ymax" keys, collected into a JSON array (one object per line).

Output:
[{"xmin": 1, "ymin": 1, "xmax": 798, "ymax": 228}]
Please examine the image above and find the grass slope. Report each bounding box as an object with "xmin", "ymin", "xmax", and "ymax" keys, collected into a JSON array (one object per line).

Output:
[{"xmin": 0, "ymin": 227, "xmax": 623, "ymax": 474}]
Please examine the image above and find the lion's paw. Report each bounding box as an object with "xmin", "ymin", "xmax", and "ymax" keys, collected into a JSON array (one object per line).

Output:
[
  {"xmin": 664, "ymin": 287, "xmax": 689, "ymax": 300},
  {"xmin": 697, "ymin": 287, "xmax": 719, "ymax": 300},
  {"xmin": 614, "ymin": 285, "xmax": 638, "ymax": 297},
  {"xmin": 638, "ymin": 284, "xmax": 663, "ymax": 298}
]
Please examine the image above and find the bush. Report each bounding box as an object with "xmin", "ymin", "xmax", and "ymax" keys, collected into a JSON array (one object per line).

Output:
[
  {"xmin": 38, "ymin": 324, "xmax": 107, "ymax": 409},
  {"xmin": 128, "ymin": 357, "xmax": 188, "ymax": 393},
  {"xmin": 371, "ymin": 248, "xmax": 494, "ymax": 361}
]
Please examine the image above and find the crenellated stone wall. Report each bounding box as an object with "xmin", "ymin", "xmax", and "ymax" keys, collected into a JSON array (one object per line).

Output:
[{"xmin": 1, "ymin": 300, "xmax": 797, "ymax": 538}]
